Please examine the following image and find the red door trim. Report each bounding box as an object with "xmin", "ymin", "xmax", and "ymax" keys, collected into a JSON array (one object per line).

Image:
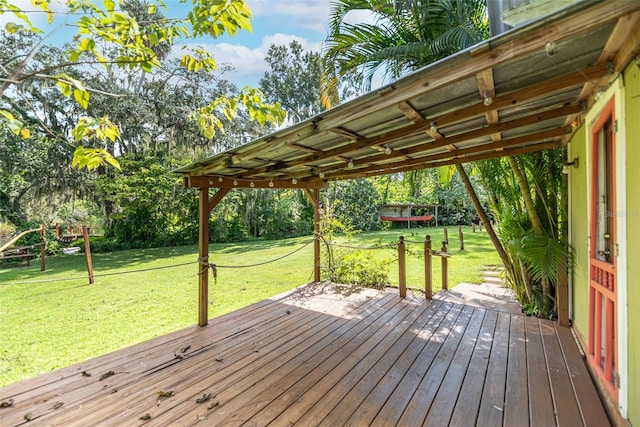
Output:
[{"xmin": 587, "ymin": 96, "xmax": 618, "ymax": 400}]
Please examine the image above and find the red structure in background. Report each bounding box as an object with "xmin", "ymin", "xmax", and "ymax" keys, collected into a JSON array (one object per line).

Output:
[{"xmin": 378, "ymin": 204, "xmax": 438, "ymax": 228}]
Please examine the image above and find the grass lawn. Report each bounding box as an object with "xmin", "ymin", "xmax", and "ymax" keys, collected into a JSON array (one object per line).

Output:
[{"xmin": 0, "ymin": 226, "xmax": 499, "ymax": 387}]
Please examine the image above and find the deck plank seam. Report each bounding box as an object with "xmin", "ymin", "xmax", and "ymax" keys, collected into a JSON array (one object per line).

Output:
[
  {"xmin": 243, "ymin": 296, "xmax": 424, "ymax": 425},
  {"xmin": 295, "ymin": 300, "xmax": 445, "ymax": 426}
]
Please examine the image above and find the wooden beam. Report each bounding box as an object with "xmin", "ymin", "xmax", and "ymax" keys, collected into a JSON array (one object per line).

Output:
[
  {"xmin": 234, "ymin": 65, "xmax": 602, "ymax": 179},
  {"xmin": 600, "ymin": 10, "xmax": 640, "ymax": 72},
  {"xmin": 397, "ymin": 101, "xmax": 424, "ymax": 123},
  {"xmin": 319, "ymin": 103, "xmax": 580, "ymax": 174},
  {"xmin": 208, "ymin": 188, "xmax": 231, "ymax": 213},
  {"xmin": 289, "ymin": 143, "xmax": 319, "ymax": 154},
  {"xmin": 331, "ymin": 126, "xmax": 363, "ymax": 140},
  {"xmin": 184, "ymin": 175, "xmax": 323, "ymax": 189},
  {"xmin": 328, "ymin": 131, "xmax": 565, "ymax": 181},
  {"xmin": 398, "ymin": 101, "xmax": 445, "ymax": 140}
]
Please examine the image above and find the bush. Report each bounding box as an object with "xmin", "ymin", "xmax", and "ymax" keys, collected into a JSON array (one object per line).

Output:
[{"xmin": 332, "ymin": 250, "xmax": 390, "ymax": 289}]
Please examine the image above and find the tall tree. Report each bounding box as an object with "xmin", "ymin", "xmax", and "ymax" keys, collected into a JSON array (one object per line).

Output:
[
  {"xmin": 259, "ymin": 41, "xmax": 324, "ymax": 123},
  {"xmin": 0, "ymin": 0, "xmax": 285, "ymax": 169}
]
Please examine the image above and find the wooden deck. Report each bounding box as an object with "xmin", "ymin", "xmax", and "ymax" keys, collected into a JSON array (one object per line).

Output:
[{"xmin": 0, "ymin": 283, "xmax": 610, "ymax": 426}]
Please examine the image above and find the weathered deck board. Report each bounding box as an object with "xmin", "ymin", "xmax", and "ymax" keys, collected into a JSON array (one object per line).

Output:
[
  {"xmin": 447, "ymin": 309, "xmax": 498, "ymax": 426},
  {"xmin": 0, "ymin": 284, "xmax": 611, "ymax": 427},
  {"xmin": 341, "ymin": 301, "xmax": 454, "ymax": 425},
  {"xmin": 475, "ymin": 310, "xmax": 510, "ymax": 426},
  {"xmin": 555, "ymin": 323, "xmax": 613, "ymax": 427},
  {"xmin": 504, "ymin": 314, "xmax": 529, "ymax": 426},
  {"xmin": 540, "ymin": 319, "xmax": 583, "ymax": 427},
  {"xmin": 273, "ymin": 299, "xmax": 441, "ymax": 426},
  {"xmin": 526, "ymin": 315, "xmax": 557, "ymax": 426}
]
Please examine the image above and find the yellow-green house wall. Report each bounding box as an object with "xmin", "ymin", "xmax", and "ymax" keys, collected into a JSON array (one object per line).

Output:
[
  {"xmin": 569, "ymin": 125, "xmax": 589, "ymax": 337},
  {"xmin": 624, "ymin": 62, "xmax": 640, "ymax": 426},
  {"xmin": 569, "ymin": 62, "xmax": 640, "ymax": 425}
]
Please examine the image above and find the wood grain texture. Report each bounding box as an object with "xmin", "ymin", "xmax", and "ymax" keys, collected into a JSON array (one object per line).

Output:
[{"xmin": 0, "ymin": 285, "xmax": 611, "ymax": 427}]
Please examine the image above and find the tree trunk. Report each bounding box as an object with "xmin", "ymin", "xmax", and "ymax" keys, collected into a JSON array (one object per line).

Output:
[
  {"xmin": 507, "ymin": 156, "xmax": 543, "ymax": 235},
  {"xmin": 456, "ymin": 164, "xmax": 514, "ymax": 278},
  {"xmin": 519, "ymin": 260, "xmax": 535, "ymax": 302}
]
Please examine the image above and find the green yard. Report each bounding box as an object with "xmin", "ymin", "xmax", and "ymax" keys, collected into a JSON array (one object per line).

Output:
[{"xmin": 0, "ymin": 227, "xmax": 499, "ymax": 387}]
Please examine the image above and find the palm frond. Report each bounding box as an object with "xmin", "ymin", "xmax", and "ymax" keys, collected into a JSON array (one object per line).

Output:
[{"xmin": 514, "ymin": 233, "xmax": 570, "ymax": 287}]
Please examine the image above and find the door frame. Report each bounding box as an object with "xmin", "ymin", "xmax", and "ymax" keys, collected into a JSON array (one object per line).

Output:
[
  {"xmin": 585, "ymin": 80, "xmax": 628, "ymax": 416},
  {"xmin": 588, "ymin": 96, "xmax": 617, "ymax": 400}
]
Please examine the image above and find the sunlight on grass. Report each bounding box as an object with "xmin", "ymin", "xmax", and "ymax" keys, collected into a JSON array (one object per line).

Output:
[{"xmin": 0, "ymin": 227, "xmax": 498, "ymax": 387}]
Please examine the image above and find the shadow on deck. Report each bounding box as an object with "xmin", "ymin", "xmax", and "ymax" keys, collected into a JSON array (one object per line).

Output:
[{"xmin": 0, "ymin": 283, "xmax": 610, "ymax": 426}]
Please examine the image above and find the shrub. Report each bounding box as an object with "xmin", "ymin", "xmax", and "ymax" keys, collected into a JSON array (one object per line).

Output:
[{"xmin": 332, "ymin": 250, "xmax": 390, "ymax": 289}]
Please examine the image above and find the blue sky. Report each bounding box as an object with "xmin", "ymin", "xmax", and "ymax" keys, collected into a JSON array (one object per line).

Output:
[
  {"xmin": 2, "ymin": 0, "xmax": 374, "ymax": 89},
  {"xmin": 191, "ymin": 0, "xmax": 334, "ymax": 88}
]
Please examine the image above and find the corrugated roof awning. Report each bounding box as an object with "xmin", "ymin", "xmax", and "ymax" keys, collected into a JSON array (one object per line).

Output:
[{"xmin": 176, "ymin": 0, "xmax": 640, "ymax": 190}]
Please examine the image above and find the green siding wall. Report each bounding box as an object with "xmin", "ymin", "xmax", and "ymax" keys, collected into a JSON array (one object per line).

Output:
[
  {"xmin": 625, "ymin": 62, "xmax": 640, "ymax": 427},
  {"xmin": 569, "ymin": 125, "xmax": 589, "ymax": 337}
]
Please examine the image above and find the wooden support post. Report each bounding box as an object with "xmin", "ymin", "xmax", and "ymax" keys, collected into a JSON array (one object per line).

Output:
[
  {"xmin": 313, "ymin": 189, "xmax": 321, "ymax": 282},
  {"xmin": 443, "ymin": 228, "xmax": 449, "ymax": 244},
  {"xmin": 398, "ymin": 236, "xmax": 407, "ymax": 298},
  {"xmin": 198, "ymin": 187, "xmax": 210, "ymax": 327},
  {"xmin": 458, "ymin": 225, "xmax": 464, "ymax": 251},
  {"xmin": 196, "ymin": 187, "xmax": 231, "ymax": 327},
  {"xmin": 303, "ymin": 188, "xmax": 322, "ymax": 283},
  {"xmin": 39, "ymin": 225, "xmax": 46, "ymax": 272},
  {"xmin": 472, "ymin": 223, "xmax": 476, "ymax": 232},
  {"xmin": 424, "ymin": 235, "xmax": 432, "ymax": 300},
  {"xmin": 82, "ymin": 225, "xmax": 94, "ymax": 284},
  {"xmin": 55, "ymin": 223, "xmax": 60, "ymax": 237},
  {"xmin": 441, "ymin": 241, "xmax": 448, "ymax": 291}
]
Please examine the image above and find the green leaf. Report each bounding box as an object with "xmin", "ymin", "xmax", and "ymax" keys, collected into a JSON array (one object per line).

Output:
[
  {"xmin": 78, "ymin": 38, "xmax": 96, "ymax": 51},
  {"xmin": 74, "ymin": 88, "xmax": 90, "ymax": 109},
  {"xmin": 5, "ymin": 22, "xmax": 20, "ymax": 33},
  {"xmin": 72, "ymin": 146, "xmax": 120, "ymax": 171}
]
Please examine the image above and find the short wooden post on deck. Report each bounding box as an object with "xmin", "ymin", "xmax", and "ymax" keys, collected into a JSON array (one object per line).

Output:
[
  {"xmin": 198, "ymin": 187, "xmax": 210, "ymax": 326},
  {"xmin": 443, "ymin": 228, "xmax": 448, "ymax": 244},
  {"xmin": 441, "ymin": 240, "xmax": 448, "ymax": 291},
  {"xmin": 82, "ymin": 225, "xmax": 94, "ymax": 284},
  {"xmin": 424, "ymin": 235, "xmax": 432, "ymax": 300},
  {"xmin": 458, "ymin": 225, "xmax": 464, "ymax": 251},
  {"xmin": 398, "ymin": 236, "xmax": 406, "ymax": 298},
  {"xmin": 557, "ymin": 257, "xmax": 569, "ymax": 326},
  {"xmin": 39, "ymin": 225, "xmax": 46, "ymax": 272}
]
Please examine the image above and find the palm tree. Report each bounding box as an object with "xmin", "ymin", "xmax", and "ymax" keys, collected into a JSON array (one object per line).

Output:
[{"xmin": 321, "ymin": 0, "xmax": 488, "ymax": 106}]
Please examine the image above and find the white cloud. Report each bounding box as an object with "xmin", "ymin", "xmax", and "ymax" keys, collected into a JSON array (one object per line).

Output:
[
  {"xmin": 179, "ymin": 33, "xmax": 322, "ymax": 87},
  {"xmin": 246, "ymin": 0, "xmax": 331, "ymax": 33}
]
